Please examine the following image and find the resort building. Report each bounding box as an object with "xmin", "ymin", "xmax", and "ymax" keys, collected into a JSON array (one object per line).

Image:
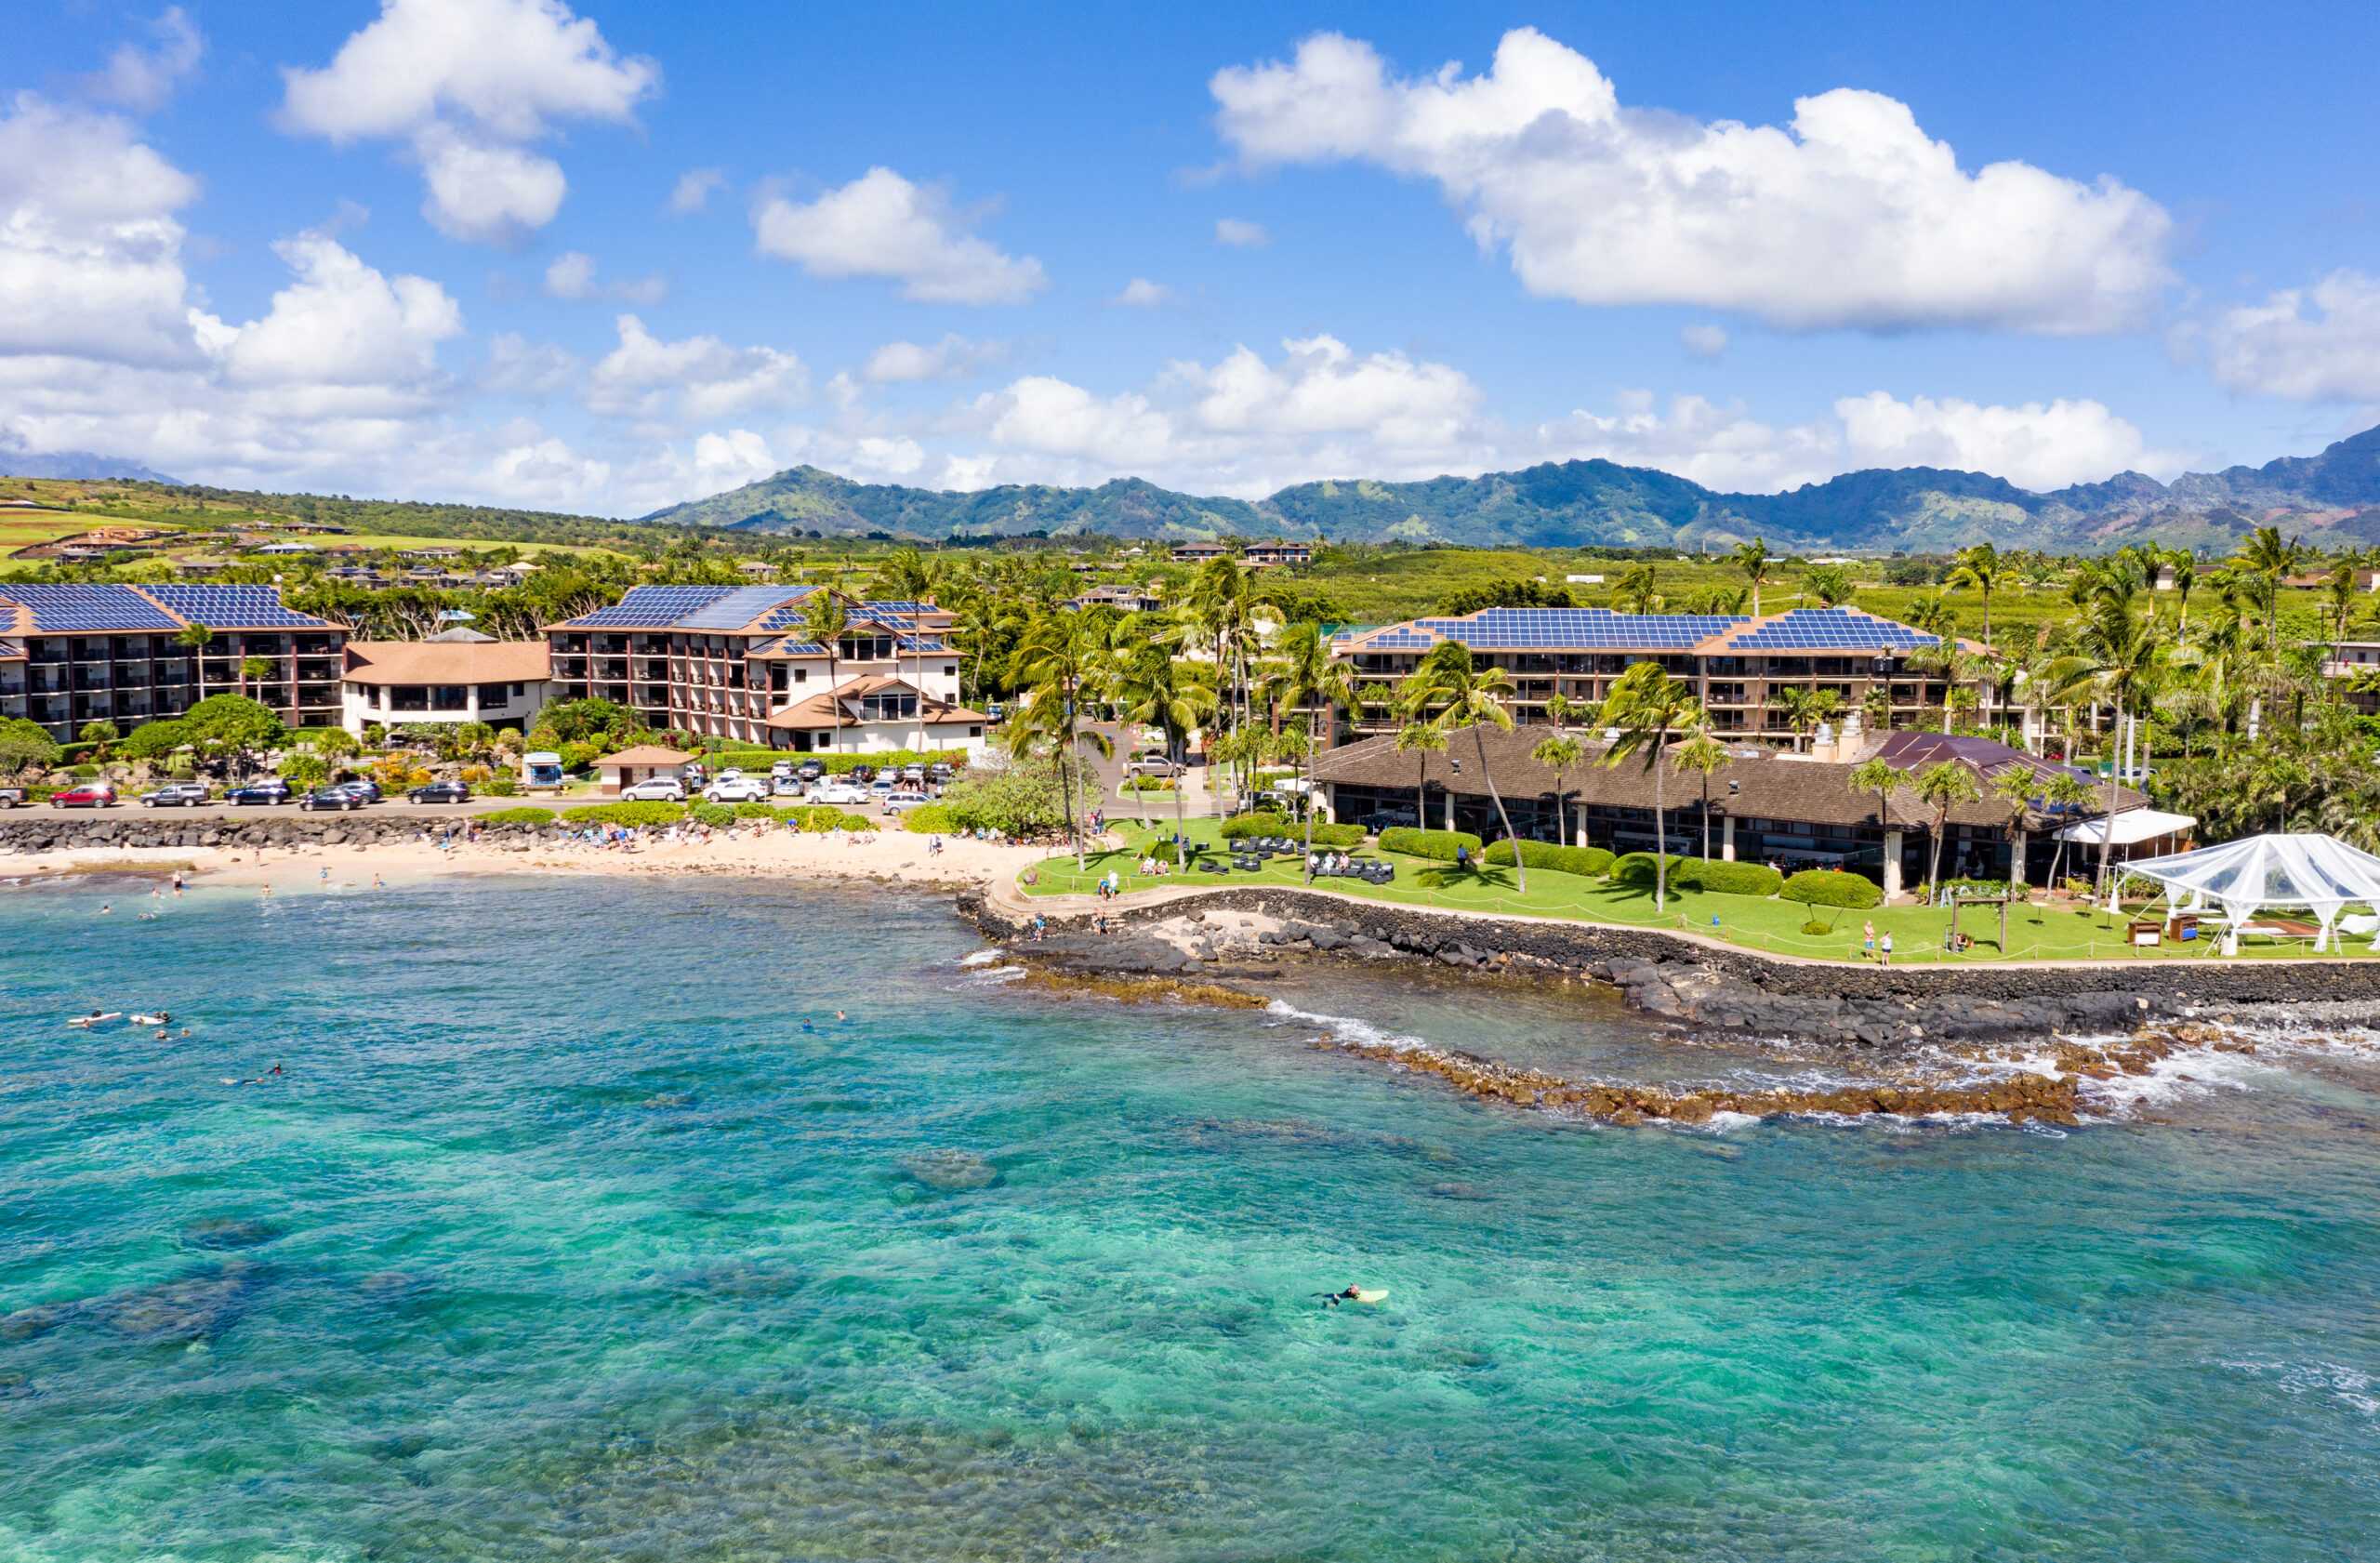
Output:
[
  {"xmin": 1169, "ymin": 541, "xmax": 1234, "ymax": 564},
  {"xmin": 1331, "ymin": 604, "xmax": 1950, "ymax": 744},
  {"xmin": 1310, "ymin": 724, "xmax": 2151, "ymax": 894},
  {"xmin": 1242, "ymin": 541, "xmax": 1315, "ymax": 567},
  {"xmin": 543, "ymin": 584, "xmax": 986, "ymax": 754},
  {"xmin": 339, "ymin": 627, "xmax": 557, "ymax": 735},
  {"xmin": 0, "ymin": 582, "xmax": 346, "ymax": 739}
]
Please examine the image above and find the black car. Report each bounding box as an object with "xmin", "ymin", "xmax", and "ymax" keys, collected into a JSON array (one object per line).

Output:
[
  {"xmin": 795, "ymin": 760, "xmax": 824, "ymax": 781},
  {"xmin": 298, "ymin": 786, "xmax": 365, "ymax": 811},
  {"xmin": 848, "ymin": 763, "xmax": 875, "ymax": 783},
  {"xmin": 224, "ymin": 781, "xmax": 293, "ymax": 806},
  {"xmin": 407, "ymin": 781, "xmax": 471, "ymax": 804},
  {"xmin": 339, "ymin": 777, "xmax": 384, "ymax": 801},
  {"xmin": 139, "ymin": 782, "xmax": 212, "ymax": 808}
]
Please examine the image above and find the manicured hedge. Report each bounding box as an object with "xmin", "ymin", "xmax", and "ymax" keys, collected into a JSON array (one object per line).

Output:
[
  {"xmin": 1221, "ymin": 813, "xmax": 1293, "ymax": 840},
  {"xmin": 1306, "ymin": 822, "xmax": 1367, "ymax": 848},
  {"xmin": 561, "ymin": 801, "xmax": 684, "ymax": 827},
  {"xmin": 730, "ymin": 801, "xmax": 778, "ymax": 818},
  {"xmin": 1780, "ymin": 868, "xmax": 1883, "ymax": 908},
  {"xmin": 477, "ymin": 806, "xmax": 554, "ymax": 825},
  {"xmin": 903, "ymin": 803, "xmax": 957, "ymax": 833},
  {"xmin": 686, "ymin": 801, "xmax": 735, "ymax": 828},
  {"xmin": 1379, "ymin": 827, "xmax": 1484, "ymax": 861},
  {"xmin": 1484, "ymin": 840, "xmax": 1615, "ymax": 876},
  {"xmin": 1611, "ymin": 853, "xmax": 1785, "ymax": 897}
]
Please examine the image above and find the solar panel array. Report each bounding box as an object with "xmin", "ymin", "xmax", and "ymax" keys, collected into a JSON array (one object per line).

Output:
[
  {"xmin": 560, "ymin": 586, "xmax": 738, "ymax": 628},
  {"xmin": 674, "ymin": 586, "xmax": 806, "ymax": 630},
  {"xmin": 139, "ymin": 585, "xmax": 331, "ymax": 629},
  {"xmin": 863, "ymin": 599, "xmax": 933, "ymax": 616},
  {"xmin": 2, "ymin": 585, "xmax": 180, "ymax": 632},
  {"xmin": 1725, "ymin": 608, "xmax": 1937, "ymax": 651},
  {"xmin": 895, "ymin": 636, "xmax": 949, "ymax": 653},
  {"xmin": 1364, "ymin": 629, "xmax": 1440, "ymax": 649},
  {"xmin": 1421, "ymin": 607, "xmax": 1750, "ymax": 651}
]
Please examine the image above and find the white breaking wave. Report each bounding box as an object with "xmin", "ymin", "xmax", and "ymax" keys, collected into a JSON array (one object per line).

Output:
[
  {"xmin": 1263, "ymin": 999, "xmax": 1432, "ymax": 1055},
  {"xmin": 960, "ymin": 949, "xmax": 1003, "ymax": 967}
]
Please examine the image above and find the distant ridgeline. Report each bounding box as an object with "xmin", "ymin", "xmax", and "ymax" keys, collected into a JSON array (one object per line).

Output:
[{"xmin": 639, "ymin": 422, "xmax": 2380, "ymax": 554}]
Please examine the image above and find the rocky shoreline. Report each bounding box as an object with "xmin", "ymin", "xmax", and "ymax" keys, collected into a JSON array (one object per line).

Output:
[
  {"xmin": 959, "ymin": 884, "xmax": 2357, "ymax": 1127},
  {"xmin": 0, "ymin": 812, "xmax": 559, "ymax": 856}
]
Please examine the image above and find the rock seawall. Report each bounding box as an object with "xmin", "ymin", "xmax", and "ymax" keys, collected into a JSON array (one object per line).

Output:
[
  {"xmin": 960, "ymin": 883, "xmax": 2380, "ymax": 1043},
  {"xmin": 0, "ymin": 813, "xmax": 560, "ymax": 856}
]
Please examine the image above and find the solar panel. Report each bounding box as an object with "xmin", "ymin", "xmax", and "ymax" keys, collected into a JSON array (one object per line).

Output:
[
  {"xmin": 137, "ymin": 585, "xmax": 331, "ymax": 629},
  {"xmin": 1, "ymin": 585, "xmax": 181, "ymax": 632},
  {"xmin": 675, "ymin": 586, "xmax": 806, "ymax": 630},
  {"xmin": 559, "ymin": 585, "xmax": 739, "ymax": 628},
  {"xmin": 895, "ymin": 636, "xmax": 948, "ymax": 653}
]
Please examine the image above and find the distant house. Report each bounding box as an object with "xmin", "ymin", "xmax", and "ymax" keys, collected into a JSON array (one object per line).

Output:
[
  {"xmin": 1071, "ymin": 583, "xmax": 1163, "ymax": 612},
  {"xmin": 1170, "ymin": 541, "xmax": 1233, "ymax": 564},
  {"xmin": 341, "ymin": 628, "xmax": 556, "ymax": 735},
  {"xmin": 1242, "ymin": 540, "xmax": 1313, "ymax": 567},
  {"xmin": 596, "ymin": 744, "xmax": 696, "ymax": 795}
]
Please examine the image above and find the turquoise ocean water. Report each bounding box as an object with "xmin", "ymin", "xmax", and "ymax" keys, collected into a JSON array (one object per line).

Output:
[{"xmin": 2, "ymin": 874, "xmax": 2377, "ymax": 1560}]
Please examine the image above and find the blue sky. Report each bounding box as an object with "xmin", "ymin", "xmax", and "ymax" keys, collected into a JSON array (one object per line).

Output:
[{"xmin": 7, "ymin": 1, "xmax": 2380, "ymax": 516}]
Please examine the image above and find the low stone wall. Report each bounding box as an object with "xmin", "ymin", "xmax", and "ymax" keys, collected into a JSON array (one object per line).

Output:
[
  {"xmin": 0, "ymin": 812, "xmax": 562, "ymax": 856},
  {"xmin": 962, "ymin": 882, "xmax": 2380, "ymax": 1043}
]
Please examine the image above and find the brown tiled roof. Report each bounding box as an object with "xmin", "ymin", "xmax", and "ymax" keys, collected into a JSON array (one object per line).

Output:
[
  {"xmin": 343, "ymin": 640, "xmax": 550, "ymax": 683},
  {"xmin": 765, "ymin": 676, "xmax": 988, "ymax": 730},
  {"xmin": 597, "ymin": 745, "xmax": 694, "ymax": 767},
  {"xmin": 1312, "ymin": 722, "xmax": 2140, "ymax": 832}
]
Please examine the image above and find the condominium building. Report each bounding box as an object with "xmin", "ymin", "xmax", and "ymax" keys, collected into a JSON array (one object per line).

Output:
[
  {"xmin": 340, "ymin": 628, "xmax": 558, "ymax": 735},
  {"xmin": 543, "ymin": 585, "xmax": 985, "ymax": 752},
  {"xmin": 0, "ymin": 583, "xmax": 347, "ymax": 739},
  {"xmin": 1331, "ymin": 604, "xmax": 1950, "ymax": 742}
]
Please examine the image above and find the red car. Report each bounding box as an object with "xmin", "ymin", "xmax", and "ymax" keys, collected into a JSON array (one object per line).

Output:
[{"xmin": 50, "ymin": 784, "xmax": 118, "ymax": 809}]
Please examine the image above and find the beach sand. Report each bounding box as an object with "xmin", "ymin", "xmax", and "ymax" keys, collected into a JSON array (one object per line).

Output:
[{"xmin": 5, "ymin": 825, "xmax": 1059, "ymax": 895}]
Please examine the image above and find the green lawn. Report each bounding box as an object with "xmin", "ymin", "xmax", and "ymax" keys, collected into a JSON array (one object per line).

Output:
[{"xmin": 1028, "ymin": 818, "xmax": 2372, "ymax": 965}]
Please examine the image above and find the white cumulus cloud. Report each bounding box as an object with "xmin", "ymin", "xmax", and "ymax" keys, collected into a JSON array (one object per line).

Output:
[
  {"xmin": 751, "ymin": 166, "xmax": 1050, "ymax": 305},
  {"xmin": 84, "ymin": 7, "xmax": 205, "ymax": 112},
  {"xmin": 1110, "ymin": 277, "xmax": 1177, "ymax": 308},
  {"xmin": 860, "ymin": 334, "xmax": 1011, "ymax": 383},
  {"xmin": 1680, "ymin": 325, "xmax": 1729, "ymax": 361},
  {"xmin": 1211, "ymin": 28, "xmax": 2173, "ymax": 334},
  {"xmin": 669, "ymin": 166, "xmax": 726, "ymax": 215},
  {"xmin": 543, "ymin": 250, "xmax": 668, "ymax": 304},
  {"xmin": 278, "ymin": 0, "xmax": 657, "ymax": 245},
  {"xmin": 2186, "ymin": 270, "xmax": 2380, "ymax": 401},
  {"xmin": 1831, "ymin": 391, "xmax": 2171, "ymax": 488},
  {"xmin": 1214, "ymin": 218, "xmax": 1269, "ymax": 247},
  {"xmin": 582, "ymin": 313, "xmax": 806, "ymax": 425}
]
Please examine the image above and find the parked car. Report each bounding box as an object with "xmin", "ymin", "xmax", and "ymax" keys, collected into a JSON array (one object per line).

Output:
[
  {"xmin": 139, "ymin": 782, "xmax": 212, "ymax": 808},
  {"xmin": 881, "ymin": 789, "xmax": 932, "ymax": 815},
  {"xmin": 50, "ymin": 784, "xmax": 118, "ymax": 809},
  {"xmin": 407, "ymin": 780, "xmax": 471, "ymax": 804},
  {"xmin": 0, "ymin": 786, "xmax": 27, "ymax": 808},
  {"xmin": 340, "ymin": 777, "xmax": 384, "ymax": 802},
  {"xmin": 298, "ymin": 786, "xmax": 366, "ymax": 812},
  {"xmin": 223, "ymin": 781, "xmax": 292, "ymax": 806},
  {"xmin": 619, "ymin": 777, "xmax": 686, "ymax": 803},
  {"xmin": 714, "ymin": 767, "xmax": 745, "ymax": 783},
  {"xmin": 1122, "ymin": 750, "xmax": 1183, "ymax": 779},
  {"xmin": 705, "ymin": 776, "xmax": 772, "ymax": 804},
  {"xmin": 770, "ymin": 760, "xmax": 796, "ymax": 779},
  {"xmin": 795, "ymin": 760, "xmax": 824, "ymax": 781},
  {"xmin": 901, "ymin": 763, "xmax": 926, "ymax": 783},
  {"xmin": 810, "ymin": 780, "xmax": 867, "ymax": 805},
  {"xmin": 927, "ymin": 762, "xmax": 954, "ymax": 783},
  {"xmin": 847, "ymin": 763, "xmax": 876, "ymax": 784},
  {"xmin": 771, "ymin": 776, "xmax": 807, "ymax": 798}
]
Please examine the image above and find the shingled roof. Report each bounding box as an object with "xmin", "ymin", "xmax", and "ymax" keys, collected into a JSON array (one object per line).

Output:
[{"xmin": 1310, "ymin": 723, "xmax": 2139, "ymax": 833}]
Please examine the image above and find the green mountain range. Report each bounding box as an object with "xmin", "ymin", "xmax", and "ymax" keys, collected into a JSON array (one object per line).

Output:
[{"xmin": 643, "ymin": 422, "xmax": 2380, "ymax": 554}]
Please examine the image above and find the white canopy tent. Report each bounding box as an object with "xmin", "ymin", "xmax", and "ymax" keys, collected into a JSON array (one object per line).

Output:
[
  {"xmin": 2118, "ymin": 832, "xmax": 2380, "ymax": 954},
  {"xmin": 2056, "ymin": 808, "xmax": 2198, "ymax": 911}
]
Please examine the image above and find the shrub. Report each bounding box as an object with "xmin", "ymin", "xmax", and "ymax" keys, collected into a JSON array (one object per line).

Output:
[
  {"xmin": 1221, "ymin": 813, "xmax": 1292, "ymax": 840},
  {"xmin": 903, "ymin": 803, "xmax": 957, "ymax": 833},
  {"xmin": 1671, "ymin": 859, "xmax": 1784, "ymax": 896},
  {"xmin": 558, "ymin": 741, "xmax": 599, "ymax": 775},
  {"xmin": 1801, "ymin": 919, "xmax": 1833, "ymax": 936},
  {"xmin": 481, "ymin": 774, "xmax": 519, "ymax": 797},
  {"xmin": 71, "ymin": 763, "xmax": 100, "ymax": 778},
  {"xmin": 1484, "ymin": 840, "xmax": 1615, "ymax": 876},
  {"xmin": 1307, "ymin": 822, "xmax": 1367, "ymax": 847},
  {"xmin": 780, "ymin": 805, "xmax": 876, "ymax": 831},
  {"xmin": 1780, "ymin": 868, "xmax": 1882, "ymax": 908},
  {"xmin": 731, "ymin": 801, "xmax": 778, "ymax": 819},
  {"xmin": 1119, "ymin": 775, "xmax": 1174, "ymax": 793},
  {"xmin": 1609, "ymin": 852, "xmax": 1691, "ymax": 885},
  {"xmin": 561, "ymin": 801, "xmax": 685, "ymax": 827},
  {"xmin": 686, "ymin": 801, "xmax": 735, "ymax": 828},
  {"xmin": 1146, "ymin": 840, "xmax": 1183, "ymax": 865},
  {"xmin": 1379, "ymin": 827, "xmax": 1483, "ymax": 860},
  {"xmin": 942, "ymin": 762, "xmax": 1068, "ymax": 836},
  {"xmin": 479, "ymin": 806, "xmax": 555, "ymax": 826}
]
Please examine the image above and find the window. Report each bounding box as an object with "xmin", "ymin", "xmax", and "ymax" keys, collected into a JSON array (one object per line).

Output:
[
  {"xmin": 478, "ymin": 683, "xmax": 512, "ymax": 707},
  {"xmin": 432, "ymin": 685, "xmax": 469, "ymax": 710},
  {"xmin": 794, "ymin": 668, "xmax": 808, "ymax": 682},
  {"xmin": 969, "ymin": 725, "xmax": 983, "ymax": 737},
  {"xmin": 391, "ymin": 685, "xmax": 429, "ymax": 711},
  {"xmin": 944, "ymin": 665, "xmax": 957, "ymax": 676}
]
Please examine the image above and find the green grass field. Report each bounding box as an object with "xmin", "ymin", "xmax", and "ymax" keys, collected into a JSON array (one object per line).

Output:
[{"xmin": 1026, "ymin": 816, "xmax": 2367, "ymax": 965}]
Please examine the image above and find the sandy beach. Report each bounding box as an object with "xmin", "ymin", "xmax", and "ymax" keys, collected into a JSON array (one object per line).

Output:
[{"xmin": 4, "ymin": 824, "xmax": 1056, "ymax": 894}]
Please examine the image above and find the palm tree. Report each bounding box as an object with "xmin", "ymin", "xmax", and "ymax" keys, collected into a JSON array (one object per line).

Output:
[
  {"xmin": 1407, "ymin": 640, "xmax": 1526, "ymax": 891},
  {"xmin": 2044, "ymin": 578, "xmax": 2162, "ymax": 903},
  {"xmin": 1775, "ymin": 685, "xmax": 1840, "ymax": 752},
  {"xmin": 2235, "ymin": 526, "xmax": 2306, "ymax": 656},
  {"xmin": 1264, "ymin": 620, "xmax": 1361, "ymax": 882},
  {"xmin": 872, "ymin": 546, "xmax": 941, "ymax": 753},
  {"xmin": 1530, "ymin": 733, "xmax": 1584, "ymax": 853},
  {"xmin": 238, "ymin": 656, "xmax": 275, "ymax": 702},
  {"xmin": 1395, "ymin": 719, "xmax": 1448, "ymax": 832},
  {"xmin": 2327, "ymin": 555, "xmax": 2361, "ymax": 671},
  {"xmin": 1596, "ymin": 661, "xmax": 1705, "ymax": 912},
  {"xmin": 1801, "ymin": 564, "xmax": 1853, "ymax": 608},
  {"xmin": 1730, "ymin": 538, "xmax": 1773, "ymax": 617},
  {"xmin": 800, "ymin": 590, "xmax": 852, "ymax": 757},
  {"xmin": 2162, "ymin": 546, "xmax": 2198, "ymax": 646},
  {"xmin": 2041, "ymin": 769, "xmax": 2097, "ymax": 891},
  {"xmin": 1005, "ymin": 610, "xmax": 1116, "ymax": 871},
  {"xmin": 1951, "ymin": 542, "xmax": 2003, "ymax": 650},
  {"xmin": 1912, "ymin": 759, "xmax": 1983, "ymax": 896},
  {"xmin": 1615, "ymin": 563, "xmax": 1659, "ymax": 615},
  {"xmin": 1672, "ymin": 727, "xmax": 1729, "ymax": 859},
  {"xmin": 1116, "ymin": 642, "xmax": 1213, "ymax": 842},
  {"xmin": 1847, "ymin": 758, "xmax": 1905, "ymax": 890},
  {"xmin": 1990, "ymin": 765, "xmax": 2036, "ymax": 890}
]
